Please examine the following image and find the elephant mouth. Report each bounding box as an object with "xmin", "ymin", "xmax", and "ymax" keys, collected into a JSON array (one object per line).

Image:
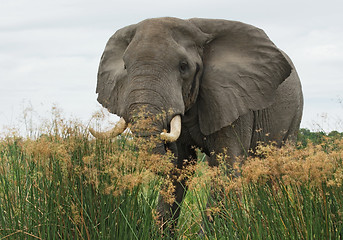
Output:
[{"xmin": 89, "ymin": 115, "xmax": 182, "ymax": 142}]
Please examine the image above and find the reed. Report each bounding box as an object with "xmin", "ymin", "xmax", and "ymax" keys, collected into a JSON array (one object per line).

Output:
[{"xmin": 0, "ymin": 111, "xmax": 342, "ymax": 239}]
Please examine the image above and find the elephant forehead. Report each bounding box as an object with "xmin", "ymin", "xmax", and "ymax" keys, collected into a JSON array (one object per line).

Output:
[
  {"xmin": 124, "ymin": 29, "xmax": 179, "ymax": 64},
  {"xmin": 123, "ymin": 18, "xmax": 205, "ymax": 65},
  {"xmin": 135, "ymin": 18, "xmax": 176, "ymax": 39},
  {"xmin": 138, "ymin": 17, "xmax": 187, "ymax": 31},
  {"xmin": 135, "ymin": 17, "xmax": 201, "ymax": 43},
  {"xmin": 124, "ymin": 36, "xmax": 178, "ymax": 65}
]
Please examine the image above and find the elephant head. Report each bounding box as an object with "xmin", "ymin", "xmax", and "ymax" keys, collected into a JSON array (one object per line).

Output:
[{"xmin": 91, "ymin": 17, "xmax": 291, "ymax": 152}]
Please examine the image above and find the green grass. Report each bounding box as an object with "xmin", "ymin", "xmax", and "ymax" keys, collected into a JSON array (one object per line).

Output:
[
  {"xmin": 0, "ymin": 121, "xmax": 342, "ymax": 239},
  {"xmin": 200, "ymin": 182, "xmax": 343, "ymax": 239},
  {"xmin": 0, "ymin": 133, "xmax": 165, "ymax": 239}
]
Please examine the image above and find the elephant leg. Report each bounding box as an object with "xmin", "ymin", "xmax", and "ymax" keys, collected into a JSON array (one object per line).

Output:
[
  {"xmin": 282, "ymin": 106, "xmax": 303, "ymax": 144},
  {"xmin": 207, "ymin": 112, "xmax": 254, "ymax": 170},
  {"xmin": 200, "ymin": 114, "xmax": 253, "ymax": 232},
  {"xmin": 157, "ymin": 142, "xmax": 197, "ymax": 232}
]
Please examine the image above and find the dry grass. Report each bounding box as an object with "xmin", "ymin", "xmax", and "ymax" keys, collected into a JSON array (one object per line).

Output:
[{"xmin": 0, "ymin": 107, "xmax": 342, "ymax": 239}]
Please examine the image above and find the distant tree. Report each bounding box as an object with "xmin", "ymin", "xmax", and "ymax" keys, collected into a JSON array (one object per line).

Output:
[
  {"xmin": 298, "ymin": 128, "xmax": 326, "ymax": 147},
  {"xmin": 327, "ymin": 130, "xmax": 343, "ymax": 139},
  {"xmin": 298, "ymin": 128, "xmax": 343, "ymax": 148}
]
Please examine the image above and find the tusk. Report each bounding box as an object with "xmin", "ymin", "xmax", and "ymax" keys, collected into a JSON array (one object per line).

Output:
[
  {"xmin": 160, "ymin": 115, "xmax": 181, "ymax": 142},
  {"xmin": 89, "ymin": 117, "xmax": 127, "ymax": 139}
]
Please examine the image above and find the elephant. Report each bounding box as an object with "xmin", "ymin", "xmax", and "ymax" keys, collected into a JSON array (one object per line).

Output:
[{"xmin": 90, "ymin": 17, "xmax": 303, "ymax": 228}]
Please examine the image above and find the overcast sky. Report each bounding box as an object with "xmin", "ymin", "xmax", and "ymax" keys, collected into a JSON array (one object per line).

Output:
[{"xmin": 1, "ymin": 0, "xmax": 342, "ymax": 133}]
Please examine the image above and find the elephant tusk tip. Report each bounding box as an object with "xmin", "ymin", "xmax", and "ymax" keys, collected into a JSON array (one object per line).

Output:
[
  {"xmin": 160, "ymin": 132, "xmax": 178, "ymax": 142},
  {"xmin": 89, "ymin": 117, "xmax": 128, "ymax": 139},
  {"xmin": 89, "ymin": 127, "xmax": 102, "ymax": 138},
  {"xmin": 160, "ymin": 115, "xmax": 181, "ymax": 142},
  {"xmin": 89, "ymin": 127, "xmax": 95, "ymax": 136}
]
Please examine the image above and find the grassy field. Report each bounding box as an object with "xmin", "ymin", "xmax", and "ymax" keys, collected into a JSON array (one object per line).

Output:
[{"xmin": 0, "ymin": 114, "xmax": 342, "ymax": 239}]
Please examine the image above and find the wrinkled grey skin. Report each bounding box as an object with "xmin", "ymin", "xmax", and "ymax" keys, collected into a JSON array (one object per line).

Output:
[{"xmin": 95, "ymin": 17, "xmax": 303, "ymax": 226}]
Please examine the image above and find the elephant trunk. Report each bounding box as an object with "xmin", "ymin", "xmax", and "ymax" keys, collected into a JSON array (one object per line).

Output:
[
  {"xmin": 127, "ymin": 103, "xmax": 181, "ymax": 142},
  {"xmin": 124, "ymin": 71, "xmax": 182, "ymax": 141}
]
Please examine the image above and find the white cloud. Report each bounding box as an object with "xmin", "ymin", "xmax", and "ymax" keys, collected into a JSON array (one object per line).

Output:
[{"xmin": 1, "ymin": 0, "xmax": 343, "ymax": 132}]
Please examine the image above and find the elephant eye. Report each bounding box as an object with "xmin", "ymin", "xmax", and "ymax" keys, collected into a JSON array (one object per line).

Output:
[
  {"xmin": 179, "ymin": 61, "xmax": 189, "ymax": 74},
  {"xmin": 124, "ymin": 64, "xmax": 127, "ymax": 70}
]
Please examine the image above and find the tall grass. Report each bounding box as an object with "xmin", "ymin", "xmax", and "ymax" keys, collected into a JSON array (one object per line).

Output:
[
  {"xmin": 0, "ymin": 111, "xmax": 342, "ymax": 239},
  {"xmin": 0, "ymin": 135, "xmax": 164, "ymax": 239},
  {"xmin": 0, "ymin": 111, "xmax": 167, "ymax": 239}
]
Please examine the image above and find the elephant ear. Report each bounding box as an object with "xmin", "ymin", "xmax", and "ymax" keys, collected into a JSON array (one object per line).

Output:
[
  {"xmin": 189, "ymin": 18, "xmax": 292, "ymax": 136},
  {"xmin": 96, "ymin": 24, "xmax": 136, "ymax": 116}
]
